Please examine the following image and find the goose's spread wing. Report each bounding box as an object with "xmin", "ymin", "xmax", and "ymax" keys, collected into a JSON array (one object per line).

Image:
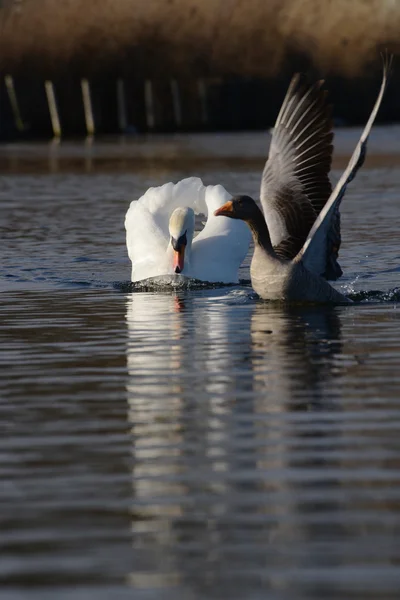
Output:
[
  {"xmin": 191, "ymin": 185, "xmax": 251, "ymax": 283},
  {"xmin": 298, "ymin": 56, "xmax": 391, "ymax": 275},
  {"xmin": 261, "ymin": 74, "xmax": 334, "ymax": 270},
  {"xmin": 125, "ymin": 177, "xmax": 207, "ymax": 281}
]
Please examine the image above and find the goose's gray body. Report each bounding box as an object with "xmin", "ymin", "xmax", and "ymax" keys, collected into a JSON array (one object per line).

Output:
[{"xmin": 250, "ymin": 245, "xmax": 350, "ymax": 304}]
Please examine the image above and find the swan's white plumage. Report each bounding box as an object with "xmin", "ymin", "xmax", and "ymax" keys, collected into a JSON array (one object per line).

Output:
[{"xmin": 125, "ymin": 177, "xmax": 251, "ymax": 283}]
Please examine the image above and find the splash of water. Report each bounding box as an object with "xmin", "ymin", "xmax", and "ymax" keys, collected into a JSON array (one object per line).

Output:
[
  {"xmin": 349, "ymin": 288, "xmax": 400, "ymax": 303},
  {"xmin": 115, "ymin": 277, "xmax": 400, "ymax": 305}
]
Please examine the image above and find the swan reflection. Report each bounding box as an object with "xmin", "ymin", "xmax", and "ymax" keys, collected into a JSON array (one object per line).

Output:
[{"xmin": 125, "ymin": 292, "xmax": 345, "ymax": 594}]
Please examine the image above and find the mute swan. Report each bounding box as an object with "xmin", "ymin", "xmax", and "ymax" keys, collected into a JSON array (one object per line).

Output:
[
  {"xmin": 214, "ymin": 58, "xmax": 390, "ymax": 303},
  {"xmin": 125, "ymin": 177, "xmax": 251, "ymax": 283}
]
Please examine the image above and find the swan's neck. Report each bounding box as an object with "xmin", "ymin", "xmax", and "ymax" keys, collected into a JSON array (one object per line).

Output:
[{"xmin": 183, "ymin": 231, "xmax": 193, "ymax": 264}]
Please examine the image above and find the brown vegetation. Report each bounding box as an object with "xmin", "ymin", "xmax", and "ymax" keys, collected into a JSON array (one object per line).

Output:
[{"xmin": 0, "ymin": 0, "xmax": 399, "ymax": 79}]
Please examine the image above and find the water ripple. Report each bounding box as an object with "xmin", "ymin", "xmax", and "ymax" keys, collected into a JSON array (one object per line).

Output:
[{"xmin": 1, "ymin": 135, "xmax": 400, "ymax": 599}]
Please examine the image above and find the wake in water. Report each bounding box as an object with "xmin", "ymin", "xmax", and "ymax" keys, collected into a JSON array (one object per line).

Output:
[
  {"xmin": 119, "ymin": 275, "xmax": 249, "ymax": 293},
  {"xmin": 115, "ymin": 277, "xmax": 400, "ymax": 304},
  {"xmin": 349, "ymin": 288, "xmax": 400, "ymax": 303},
  {"xmin": 342, "ymin": 276, "xmax": 400, "ymax": 303}
]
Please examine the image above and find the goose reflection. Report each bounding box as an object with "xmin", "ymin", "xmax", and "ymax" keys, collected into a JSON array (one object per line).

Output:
[
  {"xmin": 125, "ymin": 292, "xmax": 346, "ymax": 595},
  {"xmin": 251, "ymin": 303, "xmax": 343, "ymax": 411},
  {"xmin": 250, "ymin": 303, "xmax": 346, "ymax": 582}
]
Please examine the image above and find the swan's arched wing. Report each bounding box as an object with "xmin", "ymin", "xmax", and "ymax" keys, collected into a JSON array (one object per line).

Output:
[
  {"xmin": 298, "ymin": 56, "xmax": 391, "ymax": 275},
  {"xmin": 261, "ymin": 75, "xmax": 334, "ymax": 265},
  {"xmin": 191, "ymin": 185, "xmax": 251, "ymax": 283},
  {"xmin": 125, "ymin": 177, "xmax": 208, "ymax": 281},
  {"xmin": 125, "ymin": 199, "xmax": 170, "ymax": 281}
]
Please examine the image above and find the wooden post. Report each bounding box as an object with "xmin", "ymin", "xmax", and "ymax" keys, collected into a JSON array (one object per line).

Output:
[
  {"xmin": 116, "ymin": 78, "xmax": 128, "ymax": 132},
  {"xmin": 197, "ymin": 79, "xmax": 208, "ymax": 125},
  {"xmin": 144, "ymin": 80, "xmax": 155, "ymax": 131},
  {"xmin": 48, "ymin": 137, "xmax": 60, "ymax": 173},
  {"xmin": 81, "ymin": 78, "xmax": 95, "ymax": 137},
  {"xmin": 170, "ymin": 79, "xmax": 182, "ymax": 128},
  {"xmin": 4, "ymin": 75, "xmax": 24, "ymax": 132},
  {"xmin": 84, "ymin": 135, "xmax": 93, "ymax": 172},
  {"xmin": 44, "ymin": 80, "xmax": 61, "ymax": 138}
]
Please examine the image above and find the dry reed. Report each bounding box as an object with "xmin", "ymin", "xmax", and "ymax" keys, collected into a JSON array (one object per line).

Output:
[{"xmin": 0, "ymin": 0, "xmax": 399, "ymax": 78}]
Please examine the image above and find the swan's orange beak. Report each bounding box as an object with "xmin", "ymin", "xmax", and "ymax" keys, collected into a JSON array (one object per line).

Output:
[
  {"xmin": 214, "ymin": 200, "xmax": 234, "ymax": 217},
  {"xmin": 173, "ymin": 247, "xmax": 185, "ymax": 274},
  {"xmin": 171, "ymin": 232, "xmax": 187, "ymax": 274}
]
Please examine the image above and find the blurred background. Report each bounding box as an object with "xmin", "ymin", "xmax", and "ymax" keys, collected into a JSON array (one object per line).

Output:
[{"xmin": 0, "ymin": 0, "xmax": 399, "ymax": 138}]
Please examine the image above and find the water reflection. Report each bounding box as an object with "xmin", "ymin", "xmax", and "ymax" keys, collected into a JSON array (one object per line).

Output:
[
  {"xmin": 2, "ymin": 130, "xmax": 400, "ymax": 597},
  {"xmin": 250, "ymin": 303, "xmax": 345, "ymax": 592},
  {"xmin": 125, "ymin": 292, "xmax": 348, "ymax": 596},
  {"xmin": 126, "ymin": 290, "xmax": 250, "ymax": 591},
  {"xmin": 251, "ymin": 303, "xmax": 343, "ymax": 410}
]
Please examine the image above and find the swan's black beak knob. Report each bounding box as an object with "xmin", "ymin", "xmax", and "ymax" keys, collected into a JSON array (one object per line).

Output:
[{"xmin": 171, "ymin": 232, "xmax": 187, "ymax": 274}]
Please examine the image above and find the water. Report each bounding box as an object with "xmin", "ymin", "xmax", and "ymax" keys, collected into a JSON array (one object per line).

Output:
[{"xmin": 1, "ymin": 128, "xmax": 400, "ymax": 600}]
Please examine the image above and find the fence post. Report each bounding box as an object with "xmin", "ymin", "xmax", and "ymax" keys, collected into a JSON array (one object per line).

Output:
[
  {"xmin": 197, "ymin": 79, "xmax": 208, "ymax": 125},
  {"xmin": 170, "ymin": 79, "xmax": 182, "ymax": 128},
  {"xmin": 45, "ymin": 80, "xmax": 61, "ymax": 138},
  {"xmin": 116, "ymin": 78, "xmax": 128, "ymax": 132},
  {"xmin": 144, "ymin": 80, "xmax": 155, "ymax": 131},
  {"xmin": 81, "ymin": 78, "xmax": 95, "ymax": 137},
  {"xmin": 5, "ymin": 75, "xmax": 24, "ymax": 132}
]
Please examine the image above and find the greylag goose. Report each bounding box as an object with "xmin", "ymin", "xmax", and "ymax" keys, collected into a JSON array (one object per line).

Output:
[{"xmin": 215, "ymin": 58, "xmax": 391, "ymax": 303}]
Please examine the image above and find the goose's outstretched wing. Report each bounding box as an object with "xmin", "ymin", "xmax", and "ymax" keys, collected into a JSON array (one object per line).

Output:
[
  {"xmin": 260, "ymin": 74, "xmax": 335, "ymax": 272},
  {"xmin": 298, "ymin": 55, "xmax": 392, "ymax": 275}
]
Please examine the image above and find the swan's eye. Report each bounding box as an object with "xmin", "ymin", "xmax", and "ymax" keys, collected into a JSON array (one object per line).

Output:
[{"xmin": 171, "ymin": 231, "xmax": 187, "ymax": 251}]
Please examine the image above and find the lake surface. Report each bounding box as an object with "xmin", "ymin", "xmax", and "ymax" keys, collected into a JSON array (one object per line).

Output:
[{"xmin": 1, "ymin": 129, "xmax": 400, "ymax": 600}]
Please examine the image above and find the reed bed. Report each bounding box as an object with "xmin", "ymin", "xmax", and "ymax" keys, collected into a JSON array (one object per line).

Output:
[{"xmin": 0, "ymin": 0, "xmax": 399, "ymax": 79}]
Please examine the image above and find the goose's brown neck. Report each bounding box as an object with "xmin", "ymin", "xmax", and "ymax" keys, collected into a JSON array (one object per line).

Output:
[{"xmin": 246, "ymin": 205, "xmax": 275, "ymax": 255}]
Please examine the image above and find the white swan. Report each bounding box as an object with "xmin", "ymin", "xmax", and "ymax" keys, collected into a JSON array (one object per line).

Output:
[{"xmin": 125, "ymin": 177, "xmax": 251, "ymax": 283}]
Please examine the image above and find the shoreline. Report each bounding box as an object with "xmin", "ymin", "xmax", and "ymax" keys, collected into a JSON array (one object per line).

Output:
[{"xmin": 0, "ymin": 126, "xmax": 399, "ymax": 175}]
